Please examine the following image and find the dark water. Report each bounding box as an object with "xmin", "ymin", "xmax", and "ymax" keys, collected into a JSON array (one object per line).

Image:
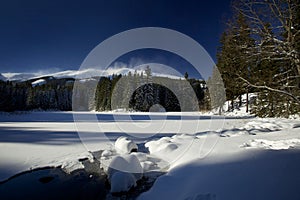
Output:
[
  {"xmin": 0, "ymin": 167, "xmax": 108, "ymax": 200},
  {"xmin": 0, "ymin": 151, "xmax": 163, "ymax": 200},
  {"xmin": 0, "ymin": 167, "xmax": 163, "ymax": 200}
]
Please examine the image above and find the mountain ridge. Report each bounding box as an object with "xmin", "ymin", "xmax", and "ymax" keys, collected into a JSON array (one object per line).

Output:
[{"xmin": 1, "ymin": 66, "xmax": 185, "ymax": 81}]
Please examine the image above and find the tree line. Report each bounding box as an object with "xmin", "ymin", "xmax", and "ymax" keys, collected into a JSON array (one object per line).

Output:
[
  {"xmin": 0, "ymin": 68, "xmax": 209, "ymax": 112},
  {"xmin": 0, "ymin": 77, "xmax": 73, "ymax": 112},
  {"xmin": 94, "ymin": 66, "xmax": 209, "ymax": 112}
]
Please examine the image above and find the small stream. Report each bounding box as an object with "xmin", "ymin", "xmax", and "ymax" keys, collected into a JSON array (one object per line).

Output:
[{"xmin": 0, "ymin": 151, "xmax": 163, "ymax": 200}]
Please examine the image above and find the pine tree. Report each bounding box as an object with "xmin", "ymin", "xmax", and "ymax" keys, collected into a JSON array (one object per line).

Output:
[
  {"xmin": 184, "ymin": 72, "xmax": 189, "ymax": 80},
  {"xmin": 217, "ymin": 13, "xmax": 254, "ymax": 112},
  {"xmin": 217, "ymin": 0, "xmax": 300, "ymax": 117}
]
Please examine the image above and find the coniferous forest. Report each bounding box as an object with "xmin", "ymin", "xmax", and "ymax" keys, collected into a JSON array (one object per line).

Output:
[{"xmin": 0, "ymin": 67, "xmax": 209, "ymax": 112}]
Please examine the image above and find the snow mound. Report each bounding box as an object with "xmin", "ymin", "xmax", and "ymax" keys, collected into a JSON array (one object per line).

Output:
[
  {"xmin": 107, "ymin": 154, "xmax": 143, "ymax": 193},
  {"xmin": 241, "ymin": 139, "xmax": 300, "ymax": 150},
  {"xmin": 108, "ymin": 154, "xmax": 143, "ymax": 175},
  {"xmin": 145, "ymin": 137, "xmax": 178, "ymax": 154},
  {"xmin": 115, "ymin": 137, "xmax": 138, "ymax": 154}
]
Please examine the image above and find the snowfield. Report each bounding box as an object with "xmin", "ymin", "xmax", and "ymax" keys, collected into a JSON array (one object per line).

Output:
[{"xmin": 0, "ymin": 111, "xmax": 300, "ymax": 199}]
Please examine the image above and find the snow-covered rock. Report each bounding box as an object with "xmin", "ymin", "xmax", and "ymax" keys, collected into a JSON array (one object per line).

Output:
[
  {"xmin": 107, "ymin": 154, "xmax": 143, "ymax": 177},
  {"xmin": 115, "ymin": 137, "xmax": 138, "ymax": 154},
  {"xmin": 107, "ymin": 154, "xmax": 143, "ymax": 193},
  {"xmin": 110, "ymin": 171, "xmax": 137, "ymax": 193}
]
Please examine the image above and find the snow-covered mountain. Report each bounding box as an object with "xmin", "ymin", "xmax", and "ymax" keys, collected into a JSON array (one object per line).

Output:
[
  {"xmin": 1, "ymin": 73, "xmax": 37, "ymax": 81},
  {"xmin": 0, "ymin": 73, "xmax": 7, "ymax": 81},
  {"xmin": 2, "ymin": 65, "xmax": 183, "ymax": 81}
]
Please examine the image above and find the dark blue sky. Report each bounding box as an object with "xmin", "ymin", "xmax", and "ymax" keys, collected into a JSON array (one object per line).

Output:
[{"xmin": 0, "ymin": 0, "xmax": 232, "ymax": 74}]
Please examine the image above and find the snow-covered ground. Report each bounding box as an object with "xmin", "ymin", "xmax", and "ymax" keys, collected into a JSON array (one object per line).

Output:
[
  {"xmin": 139, "ymin": 117, "xmax": 300, "ymax": 200},
  {"xmin": 0, "ymin": 111, "xmax": 299, "ymax": 199}
]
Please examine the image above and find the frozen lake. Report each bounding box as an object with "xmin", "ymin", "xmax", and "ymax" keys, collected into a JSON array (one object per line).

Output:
[{"xmin": 1, "ymin": 111, "xmax": 300, "ymax": 199}]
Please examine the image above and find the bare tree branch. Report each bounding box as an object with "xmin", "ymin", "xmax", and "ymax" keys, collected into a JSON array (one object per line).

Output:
[{"xmin": 238, "ymin": 76, "xmax": 300, "ymax": 104}]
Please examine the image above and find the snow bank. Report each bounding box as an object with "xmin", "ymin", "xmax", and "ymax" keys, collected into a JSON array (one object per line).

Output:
[
  {"xmin": 241, "ymin": 138, "xmax": 300, "ymax": 150},
  {"xmin": 61, "ymin": 159, "xmax": 85, "ymax": 174},
  {"xmin": 220, "ymin": 118, "xmax": 298, "ymax": 137},
  {"xmin": 244, "ymin": 120, "xmax": 282, "ymax": 132},
  {"xmin": 138, "ymin": 150, "xmax": 300, "ymax": 200},
  {"xmin": 144, "ymin": 134, "xmax": 203, "ymax": 169},
  {"xmin": 59, "ymin": 151, "xmax": 94, "ymax": 173},
  {"xmin": 137, "ymin": 115, "xmax": 300, "ymax": 199},
  {"xmin": 115, "ymin": 137, "xmax": 138, "ymax": 154}
]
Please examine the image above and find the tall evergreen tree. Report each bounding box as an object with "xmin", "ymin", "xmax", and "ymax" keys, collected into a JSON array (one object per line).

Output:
[{"xmin": 217, "ymin": 0, "xmax": 300, "ymax": 117}]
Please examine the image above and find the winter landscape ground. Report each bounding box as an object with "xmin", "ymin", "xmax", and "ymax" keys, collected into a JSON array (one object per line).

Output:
[{"xmin": 0, "ymin": 109, "xmax": 299, "ymax": 199}]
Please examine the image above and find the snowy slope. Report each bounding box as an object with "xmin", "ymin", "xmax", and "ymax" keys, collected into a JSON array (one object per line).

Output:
[
  {"xmin": 31, "ymin": 79, "xmax": 47, "ymax": 87},
  {"xmin": 2, "ymin": 72, "xmax": 37, "ymax": 81},
  {"xmin": 0, "ymin": 73, "xmax": 6, "ymax": 81},
  {"xmin": 137, "ymin": 118, "xmax": 300, "ymax": 199}
]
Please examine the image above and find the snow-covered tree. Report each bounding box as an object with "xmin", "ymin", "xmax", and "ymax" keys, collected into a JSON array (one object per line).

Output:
[{"xmin": 218, "ymin": 0, "xmax": 300, "ymax": 117}]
